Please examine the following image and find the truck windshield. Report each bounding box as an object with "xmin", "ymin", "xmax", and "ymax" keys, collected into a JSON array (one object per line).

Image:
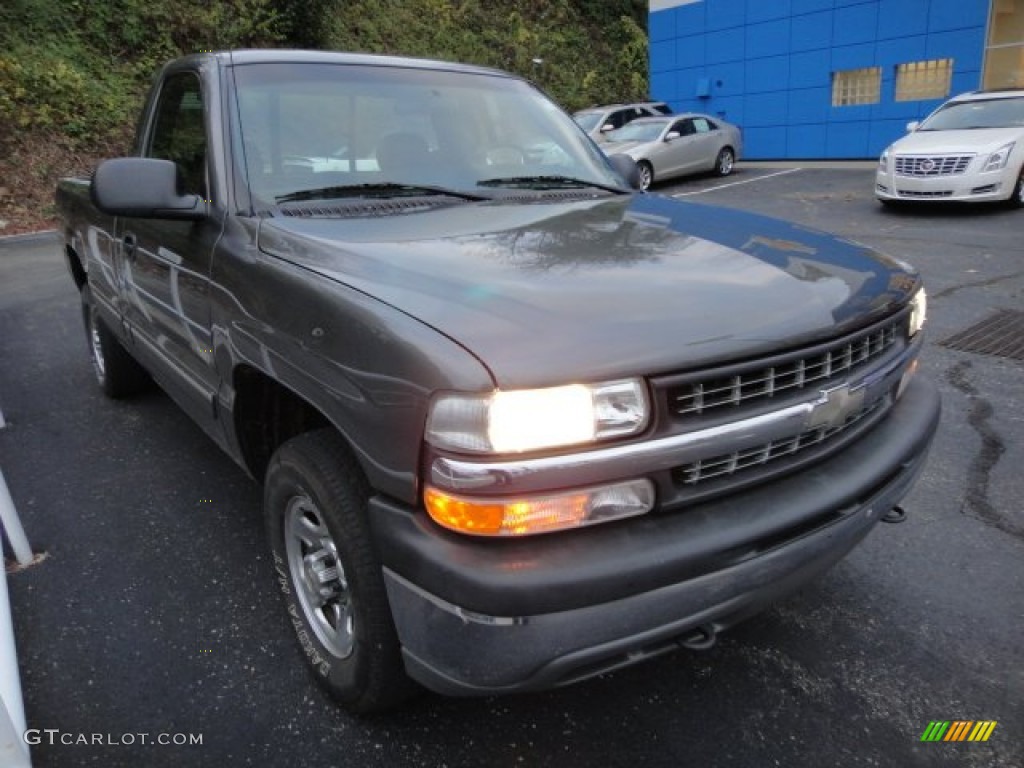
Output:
[{"xmin": 231, "ymin": 62, "xmax": 623, "ymax": 205}]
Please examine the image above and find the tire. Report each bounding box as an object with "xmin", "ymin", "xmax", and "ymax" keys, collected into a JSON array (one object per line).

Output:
[
  {"xmin": 714, "ymin": 147, "xmax": 735, "ymax": 177},
  {"xmin": 81, "ymin": 284, "xmax": 150, "ymax": 398},
  {"xmin": 1007, "ymin": 170, "xmax": 1024, "ymax": 209},
  {"xmin": 637, "ymin": 160, "xmax": 654, "ymax": 191},
  {"xmin": 264, "ymin": 429, "xmax": 417, "ymax": 713}
]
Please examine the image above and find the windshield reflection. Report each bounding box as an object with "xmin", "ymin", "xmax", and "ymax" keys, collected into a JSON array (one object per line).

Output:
[
  {"xmin": 921, "ymin": 97, "xmax": 1024, "ymax": 130},
  {"xmin": 608, "ymin": 122, "xmax": 666, "ymax": 143},
  {"xmin": 232, "ymin": 62, "xmax": 619, "ymax": 206}
]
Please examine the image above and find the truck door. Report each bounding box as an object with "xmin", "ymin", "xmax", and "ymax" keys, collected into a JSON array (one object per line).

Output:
[{"xmin": 118, "ymin": 70, "xmax": 223, "ymax": 432}]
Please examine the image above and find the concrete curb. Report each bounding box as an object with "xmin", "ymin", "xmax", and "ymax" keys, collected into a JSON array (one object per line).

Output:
[
  {"xmin": 0, "ymin": 231, "xmax": 58, "ymax": 248},
  {"xmin": 739, "ymin": 160, "xmax": 878, "ymax": 170}
]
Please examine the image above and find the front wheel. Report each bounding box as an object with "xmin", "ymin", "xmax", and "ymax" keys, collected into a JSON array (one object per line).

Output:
[
  {"xmin": 80, "ymin": 284, "xmax": 150, "ymax": 398},
  {"xmin": 714, "ymin": 147, "xmax": 735, "ymax": 177},
  {"xmin": 1008, "ymin": 170, "xmax": 1024, "ymax": 209},
  {"xmin": 265, "ymin": 429, "xmax": 417, "ymax": 713},
  {"xmin": 636, "ymin": 160, "xmax": 654, "ymax": 191}
]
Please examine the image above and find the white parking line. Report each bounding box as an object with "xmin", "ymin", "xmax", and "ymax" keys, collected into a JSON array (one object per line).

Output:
[{"xmin": 672, "ymin": 168, "xmax": 802, "ymax": 197}]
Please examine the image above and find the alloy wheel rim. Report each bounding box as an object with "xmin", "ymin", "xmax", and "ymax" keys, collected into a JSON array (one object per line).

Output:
[
  {"xmin": 639, "ymin": 165, "xmax": 652, "ymax": 190},
  {"xmin": 284, "ymin": 494, "xmax": 354, "ymax": 658},
  {"xmin": 719, "ymin": 151, "xmax": 733, "ymax": 174}
]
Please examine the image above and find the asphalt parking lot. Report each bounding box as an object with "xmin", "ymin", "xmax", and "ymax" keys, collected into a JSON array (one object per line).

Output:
[{"xmin": 2, "ymin": 165, "xmax": 1022, "ymax": 767}]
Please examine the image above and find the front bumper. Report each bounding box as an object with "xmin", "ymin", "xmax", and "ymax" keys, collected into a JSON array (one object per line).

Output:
[
  {"xmin": 370, "ymin": 377, "xmax": 941, "ymax": 695},
  {"xmin": 875, "ymin": 164, "xmax": 1018, "ymax": 202}
]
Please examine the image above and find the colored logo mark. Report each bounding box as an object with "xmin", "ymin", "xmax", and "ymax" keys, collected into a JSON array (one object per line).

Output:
[{"xmin": 920, "ymin": 721, "xmax": 997, "ymax": 742}]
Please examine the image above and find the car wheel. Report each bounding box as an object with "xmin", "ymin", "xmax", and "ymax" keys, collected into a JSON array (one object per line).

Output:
[
  {"xmin": 1008, "ymin": 170, "xmax": 1024, "ymax": 209},
  {"xmin": 81, "ymin": 284, "xmax": 150, "ymax": 398},
  {"xmin": 637, "ymin": 161, "xmax": 654, "ymax": 191},
  {"xmin": 714, "ymin": 147, "xmax": 735, "ymax": 177},
  {"xmin": 265, "ymin": 429, "xmax": 418, "ymax": 713}
]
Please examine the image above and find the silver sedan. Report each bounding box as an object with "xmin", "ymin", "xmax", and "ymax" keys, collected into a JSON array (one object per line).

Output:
[{"xmin": 603, "ymin": 114, "xmax": 743, "ymax": 190}]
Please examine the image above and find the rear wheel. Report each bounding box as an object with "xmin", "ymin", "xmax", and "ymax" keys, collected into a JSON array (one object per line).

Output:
[
  {"xmin": 80, "ymin": 284, "xmax": 150, "ymax": 398},
  {"xmin": 265, "ymin": 429, "xmax": 417, "ymax": 713},
  {"xmin": 637, "ymin": 160, "xmax": 654, "ymax": 191},
  {"xmin": 714, "ymin": 147, "xmax": 735, "ymax": 177}
]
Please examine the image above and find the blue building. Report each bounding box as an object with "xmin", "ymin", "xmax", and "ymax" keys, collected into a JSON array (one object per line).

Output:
[{"xmin": 648, "ymin": 0, "xmax": 1024, "ymax": 159}]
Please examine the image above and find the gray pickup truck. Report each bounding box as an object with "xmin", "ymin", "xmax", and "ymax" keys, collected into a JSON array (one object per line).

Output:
[{"xmin": 56, "ymin": 50, "xmax": 940, "ymax": 713}]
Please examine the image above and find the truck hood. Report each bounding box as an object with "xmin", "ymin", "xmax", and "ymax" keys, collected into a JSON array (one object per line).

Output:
[{"xmin": 258, "ymin": 194, "xmax": 917, "ymax": 389}]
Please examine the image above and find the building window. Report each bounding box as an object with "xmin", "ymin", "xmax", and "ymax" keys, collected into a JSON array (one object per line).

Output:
[
  {"xmin": 895, "ymin": 59, "xmax": 954, "ymax": 101},
  {"xmin": 832, "ymin": 67, "xmax": 881, "ymax": 107},
  {"xmin": 984, "ymin": 0, "xmax": 1024, "ymax": 88}
]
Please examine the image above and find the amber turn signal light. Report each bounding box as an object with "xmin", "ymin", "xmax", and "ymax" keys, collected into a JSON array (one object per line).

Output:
[{"xmin": 423, "ymin": 479, "xmax": 655, "ymax": 537}]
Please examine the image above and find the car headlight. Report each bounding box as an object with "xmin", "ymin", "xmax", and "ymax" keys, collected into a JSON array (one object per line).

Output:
[
  {"xmin": 426, "ymin": 378, "xmax": 649, "ymax": 454},
  {"xmin": 909, "ymin": 287, "xmax": 927, "ymax": 337},
  {"xmin": 878, "ymin": 146, "xmax": 891, "ymax": 171},
  {"xmin": 981, "ymin": 142, "xmax": 1015, "ymax": 172}
]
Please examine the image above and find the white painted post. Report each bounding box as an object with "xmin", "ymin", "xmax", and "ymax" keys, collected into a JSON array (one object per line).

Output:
[
  {"xmin": 0, "ymin": 471, "xmax": 32, "ymax": 568},
  {"xmin": 0, "ymin": 543, "xmax": 31, "ymax": 767}
]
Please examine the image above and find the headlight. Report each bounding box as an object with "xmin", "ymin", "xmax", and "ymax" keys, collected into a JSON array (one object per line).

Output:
[
  {"xmin": 426, "ymin": 378, "xmax": 649, "ymax": 454},
  {"xmin": 981, "ymin": 142, "xmax": 1015, "ymax": 172},
  {"xmin": 878, "ymin": 146, "xmax": 891, "ymax": 171},
  {"xmin": 909, "ymin": 287, "xmax": 927, "ymax": 337}
]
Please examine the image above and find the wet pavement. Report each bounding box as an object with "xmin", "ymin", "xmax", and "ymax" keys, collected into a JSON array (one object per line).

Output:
[{"xmin": 1, "ymin": 167, "xmax": 1022, "ymax": 767}]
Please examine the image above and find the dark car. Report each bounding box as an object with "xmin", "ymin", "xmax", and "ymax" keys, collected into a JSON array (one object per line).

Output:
[{"xmin": 56, "ymin": 50, "xmax": 939, "ymax": 713}]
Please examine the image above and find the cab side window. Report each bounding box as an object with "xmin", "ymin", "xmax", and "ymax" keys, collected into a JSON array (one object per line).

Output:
[{"xmin": 148, "ymin": 73, "xmax": 207, "ymax": 197}]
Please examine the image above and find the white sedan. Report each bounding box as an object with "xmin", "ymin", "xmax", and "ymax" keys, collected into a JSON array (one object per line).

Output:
[
  {"xmin": 876, "ymin": 89, "xmax": 1024, "ymax": 208},
  {"xmin": 602, "ymin": 114, "xmax": 743, "ymax": 191}
]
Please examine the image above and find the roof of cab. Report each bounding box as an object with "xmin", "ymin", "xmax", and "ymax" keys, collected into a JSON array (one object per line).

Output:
[{"xmin": 185, "ymin": 48, "xmax": 517, "ymax": 79}]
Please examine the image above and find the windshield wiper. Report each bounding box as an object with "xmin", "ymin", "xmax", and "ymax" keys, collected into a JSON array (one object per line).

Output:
[
  {"xmin": 275, "ymin": 183, "xmax": 487, "ymax": 204},
  {"xmin": 476, "ymin": 175, "xmax": 627, "ymax": 194}
]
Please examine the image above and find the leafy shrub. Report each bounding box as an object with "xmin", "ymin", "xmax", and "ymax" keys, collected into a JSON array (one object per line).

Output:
[
  {"xmin": 0, "ymin": 47, "xmax": 141, "ymax": 142},
  {"xmin": 323, "ymin": 0, "xmax": 650, "ymax": 112}
]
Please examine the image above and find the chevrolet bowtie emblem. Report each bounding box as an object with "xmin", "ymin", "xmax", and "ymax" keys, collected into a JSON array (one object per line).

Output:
[{"xmin": 807, "ymin": 383, "xmax": 865, "ymax": 430}]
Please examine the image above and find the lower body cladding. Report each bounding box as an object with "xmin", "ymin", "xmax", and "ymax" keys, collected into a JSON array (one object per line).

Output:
[{"xmin": 370, "ymin": 378, "xmax": 940, "ymax": 695}]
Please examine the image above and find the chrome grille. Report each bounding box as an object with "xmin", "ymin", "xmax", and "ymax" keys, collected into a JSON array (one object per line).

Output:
[
  {"xmin": 670, "ymin": 319, "xmax": 900, "ymax": 419},
  {"xmin": 894, "ymin": 155, "xmax": 973, "ymax": 177},
  {"xmin": 674, "ymin": 397, "xmax": 886, "ymax": 486}
]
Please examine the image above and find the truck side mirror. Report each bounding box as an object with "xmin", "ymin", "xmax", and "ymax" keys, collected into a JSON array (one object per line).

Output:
[
  {"xmin": 607, "ymin": 153, "xmax": 642, "ymax": 190},
  {"xmin": 91, "ymin": 158, "xmax": 205, "ymax": 220}
]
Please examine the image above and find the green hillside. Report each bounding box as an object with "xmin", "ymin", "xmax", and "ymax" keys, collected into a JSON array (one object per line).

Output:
[{"xmin": 0, "ymin": 0, "xmax": 649, "ymax": 234}]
